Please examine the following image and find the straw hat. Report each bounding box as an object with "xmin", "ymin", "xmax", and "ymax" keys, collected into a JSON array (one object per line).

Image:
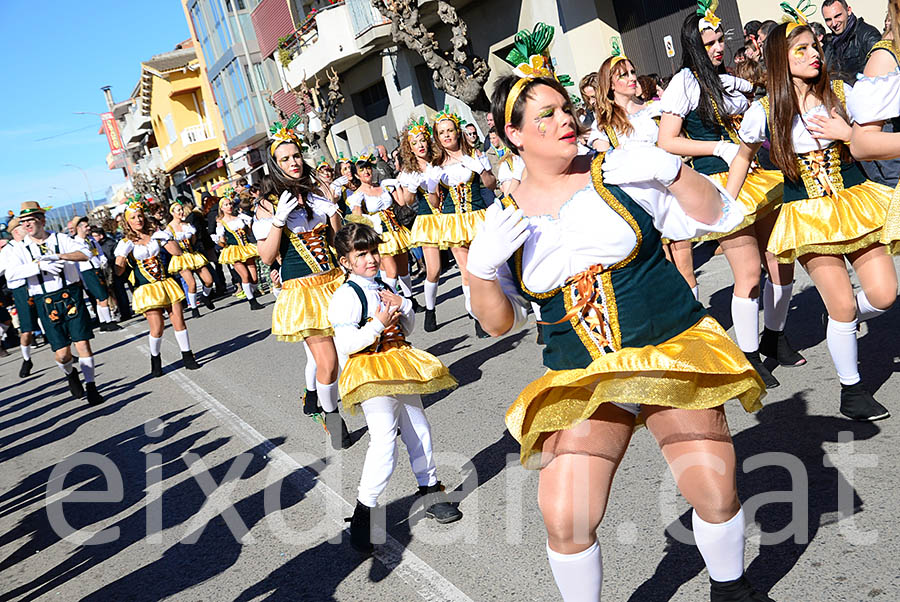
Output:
[{"xmin": 19, "ymin": 201, "xmax": 47, "ymax": 218}]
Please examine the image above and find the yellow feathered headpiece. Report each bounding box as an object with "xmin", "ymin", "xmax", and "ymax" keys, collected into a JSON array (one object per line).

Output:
[
  {"xmin": 269, "ymin": 114, "xmax": 305, "ymax": 157},
  {"xmin": 697, "ymin": 0, "xmax": 722, "ymax": 32},
  {"xmin": 781, "ymin": 1, "xmax": 815, "ymax": 34},
  {"xmin": 501, "ymin": 23, "xmax": 574, "ymax": 124}
]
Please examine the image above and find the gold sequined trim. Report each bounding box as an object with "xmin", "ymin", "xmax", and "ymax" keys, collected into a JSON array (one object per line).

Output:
[
  {"xmin": 604, "ymin": 125, "xmax": 620, "ymax": 149},
  {"xmin": 868, "ymin": 40, "xmax": 900, "ymax": 65},
  {"xmin": 775, "ymin": 231, "xmax": 887, "ymax": 263},
  {"xmin": 591, "ymin": 153, "xmax": 642, "ymax": 269},
  {"xmin": 276, "ymin": 326, "xmax": 334, "ymax": 342},
  {"xmin": 564, "ymin": 282, "xmax": 603, "ymax": 360},
  {"xmin": 341, "ymin": 374, "xmax": 459, "ymax": 413},
  {"xmin": 599, "ymin": 271, "xmax": 622, "ymax": 349}
]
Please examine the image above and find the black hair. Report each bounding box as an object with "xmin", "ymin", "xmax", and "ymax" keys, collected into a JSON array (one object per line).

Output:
[
  {"xmin": 821, "ymin": 0, "xmax": 849, "ymax": 10},
  {"xmin": 261, "ymin": 141, "xmax": 319, "ymax": 220},
  {"xmin": 759, "ymin": 20, "xmax": 778, "ymax": 37},
  {"xmin": 490, "ymin": 74, "xmax": 586, "ymax": 155},
  {"xmin": 680, "ymin": 13, "xmax": 728, "ymax": 128},
  {"xmin": 334, "ymin": 222, "xmax": 383, "ymax": 258},
  {"xmin": 744, "ymin": 20, "xmax": 762, "ymax": 37}
]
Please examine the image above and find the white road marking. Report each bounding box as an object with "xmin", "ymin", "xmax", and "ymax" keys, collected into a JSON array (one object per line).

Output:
[{"xmin": 133, "ymin": 338, "xmax": 474, "ymax": 602}]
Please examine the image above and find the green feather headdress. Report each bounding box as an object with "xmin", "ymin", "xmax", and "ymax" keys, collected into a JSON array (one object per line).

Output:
[
  {"xmin": 610, "ymin": 36, "xmax": 628, "ymax": 68},
  {"xmin": 501, "ymin": 22, "xmax": 574, "ymax": 124},
  {"xmin": 780, "ymin": 0, "xmax": 814, "ymax": 32},
  {"xmin": 268, "ymin": 113, "xmax": 305, "ymax": 157}
]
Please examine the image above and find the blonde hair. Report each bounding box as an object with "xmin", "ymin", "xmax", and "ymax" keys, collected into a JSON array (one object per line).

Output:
[{"xmin": 593, "ymin": 57, "xmax": 635, "ymax": 138}]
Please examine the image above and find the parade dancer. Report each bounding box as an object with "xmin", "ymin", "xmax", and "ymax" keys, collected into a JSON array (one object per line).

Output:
[
  {"xmin": 348, "ymin": 152, "xmax": 421, "ymax": 311},
  {"xmin": 329, "ymin": 222, "xmax": 460, "ymax": 554},
  {"xmin": 431, "ymin": 106, "xmax": 497, "ymax": 337},
  {"xmin": 658, "ymin": 3, "xmax": 800, "ymax": 388},
  {"xmin": 71, "ymin": 216, "xmax": 120, "ymax": 332},
  {"xmin": 216, "ymin": 190, "xmax": 263, "ymax": 310},
  {"xmin": 5, "ymin": 202, "xmax": 104, "ymax": 405},
  {"xmin": 0, "ymin": 218, "xmax": 38, "ymax": 377},
  {"xmin": 167, "ymin": 199, "xmax": 216, "ymax": 319},
  {"xmin": 331, "ymin": 153, "xmax": 360, "ymax": 216},
  {"xmin": 729, "ymin": 9, "xmax": 899, "ymax": 421},
  {"xmin": 469, "ymin": 23, "xmax": 769, "ymax": 601},
  {"xmin": 114, "ymin": 197, "xmax": 201, "ymax": 377},
  {"xmin": 255, "ymin": 114, "xmax": 352, "ymax": 449}
]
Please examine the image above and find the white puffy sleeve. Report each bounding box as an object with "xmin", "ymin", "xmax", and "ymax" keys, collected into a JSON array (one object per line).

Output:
[
  {"xmin": 215, "ymin": 224, "xmax": 225, "ymax": 242},
  {"xmin": 490, "ymin": 263, "xmax": 531, "ymax": 336},
  {"xmin": 848, "ymin": 72, "xmax": 900, "ymax": 123},
  {"xmin": 619, "ymin": 176, "xmax": 745, "ymax": 241},
  {"xmin": 738, "ymin": 101, "xmax": 768, "ymax": 145},
  {"xmin": 587, "ymin": 121, "xmax": 609, "ymax": 148},
  {"xmin": 150, "ymin": 229, "xmax": 172, "ymax": 243},
  {"xmin": 309, "ymin": 193, "xmax": 339, "ymax": 217},
  {"xmin": 252, "ymin": 217, "xmax": 273, "ymax": 241},
  {"xmin": 659, "ymin": 69, "xmax": 699, "ymax": 117},
  {"xmin": 347, "ymin": 190, "xmax": 365, "ymax": 210},
  {"xmin": 114, "ymin": 239, "xmax": 134, "ymax": 257},
  {"xmin": 182, "ymin": 223, "xmax": 197, "ymax": 237},
  {"xmin": 328, "ymin": 285, "xmax": 386, "ymax": 356}
]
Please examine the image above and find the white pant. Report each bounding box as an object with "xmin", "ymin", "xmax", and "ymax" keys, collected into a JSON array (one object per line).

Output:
[{"xmin": 358, "ymin": 394, "xmax": 437, "ymax": 507}]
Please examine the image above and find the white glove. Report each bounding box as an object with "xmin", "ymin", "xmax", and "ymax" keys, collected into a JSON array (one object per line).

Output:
[
  {"xmin": 273, "ymin": 191, "xmax": 299, "ymax": 227},
  {"xmin": 114, "ymin": 239, "xmax": 134, "ymax": 257},
  {"xmin": 380, "ymin": 178, "xmax": 398, "ymax": 190},
  {"xmin": 602, "ymin": 147, "xmax": 682, "ymax": 187},
  {"xmin": 713, "ymin": 140, "xmax": 741, "ymax": 167},
  {"xmin": 332, "ymin": 175, "xmax": 349, "ymax": 188},
  {"xmin": 38, "ymin": 253, "xmax": 60, "ymax": 262},
  {"xmin": 424, "ymin": 166, "xmax": 443, "ymax": 194},
  {"xmin": 478, "ymin": 153, "xmax": 492, "ymax": 173},
  {"xmin": 99, "ymin": 255, "xmax": 109, "ymax": 268},
  {"xmin": 467, "ymin": 201, "xmax": 530, "ymax": 280},
  {"xmin": 38, "ymin": 260, "xmax": 64, "ymax": 276},
  {"xmin": 460, "ymin": 154, "xmax": 485, "ymax": 174}
]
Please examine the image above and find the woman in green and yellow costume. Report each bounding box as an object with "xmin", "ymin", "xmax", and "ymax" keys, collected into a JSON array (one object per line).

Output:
[
  {"xmin": 255, "ymin": 114, "xmax": 352, "ymax": 450},
  {"xmin": 216, "ymin": 188, "xmax": 263, "ymax": 310},
  {"xmin": 114, "ymin": 196, "xmax": 201, "ymax": 377},
  {"xmin": 468, "ymin": 23, "xmax": 769, "ymax": 601},
  {"xmin": 730, "ymin": 6, "xmax": 899, "ymax": 422},
  {"xmin": 659, "ymin": 1, "xmax": 800, "ymax": 390},
  {"xmin": 167, "ymin": 199, "xmax": 216, "ymax": 319}
]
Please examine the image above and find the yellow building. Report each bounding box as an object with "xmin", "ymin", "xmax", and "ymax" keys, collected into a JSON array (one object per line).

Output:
[{"xmin": 140, "ymin": 42, "xmax": 229, "ymax": 203}]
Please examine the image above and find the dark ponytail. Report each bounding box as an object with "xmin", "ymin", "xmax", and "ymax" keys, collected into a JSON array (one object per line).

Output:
[{"xmin": 680, "ymin": 13, "xmax": 728, "ymax": 128}]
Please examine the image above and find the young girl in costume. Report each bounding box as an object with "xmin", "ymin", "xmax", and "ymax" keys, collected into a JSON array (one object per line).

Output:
[
  {"xmin": 469, "ymin": 22, "xmax": 770, "ymax": 601},
  {"xmin": 347, "ymin": 153, "xmax": 420, "ymax": 310},
  {"xmin": 114, "ymin": 197, "xmax": 201, "ymax": 377},
  {"xmin": 255, "ymin": 115, "xmax": 352, "ymax": 449},
  {"xmin": 328, "ymin": 222, "xmax": 460, "ymax": 554},
  {"xmin": 216, "ymin": 190, "xmax": 264, "ymax": 311},
  {"xmin": 658, "ymin": 5, "xmax": 801, "ymax": 389},
  {"xmin": 431, "ymin": 106, "xmax": 497, "ymax": 337},
  {"xmin": 330, "ymin": 154, "xmax": 360, "ymax": 216},
  {"xmin": 168, "ymin": 200, "xmax": 216, "ymax": 319},
  {"xmin": 729, "ymin": 12, "xmax": 898, "ymax": 421}
]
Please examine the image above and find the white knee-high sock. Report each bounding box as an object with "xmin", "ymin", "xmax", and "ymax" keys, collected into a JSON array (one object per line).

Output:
[
  {"xmin": 826, "ymin": 317, "xmax": 860, "ymax": 385},
  {"xmin": 691, "ymin": 285, "xmax": 699, "ymax": 301},
  {"xmin": 857, "ymin": 290, "xmax": 888, "ymax": 322},
  {"xmin": 731, "ymin": 295, "xmax": 760, "ymax": 353},
  {"xmin": 547, "ymin": 541, "xmax": 603, "ymax": 602},
  {"xmin": 21, "ymin": 344, "xmax": 32, "ymax": 361},
  {"xmin": 149, "ymin": 335, "xmax": 163, "ymax": 357},
  {"xmin": 382, "ymin": 276, "xmax": 398, "ymax": 293},
  {"xmin": 56, "ymin": 358, "xmax": 74, "ymax": 375},
  {"xmin": 302, "ymin": 341, "xmax": 318, "ymax": 391},
  {"xmin": 187, "ymin": 292, "xmax": 197, "ymax": 309},
  {"xmin": 242, "ymin": 282, "xmax": 255, "ymax": 300},
  {"xmin": 424, "ymin": 280, "xmax": 438, "ymax": 310},
  {"xmin": 398, "ymin": 274, "xmax": 413, "ymax": 297},
  {"xmin": 97, "ymin": 305, "xmax": 112, "ymax": 323},
  {"xmin": 693, "ymin": 508, "xmax": 746, "ymax": 582},
  {"xmin": 78, "ymin": 356, "xmax": 95, "ymax": 383},
  {"xmin": 173, "ymin": 329, "xmax": 191, "ymax": 352},
  {"xmin": 317, "ymin": 380, "xmax": 339, "ymax": 413},
  {"xmin": 272, "ymin": 286, "xmax": 281, "ymax": 299},
  {"xmin": 462, "ymin": 285, "xmax": 472, "ymax": 317},
  {"xmin": 763, "ymin": 280, "xmax": 793, "ymax": 332},
  {"xmin": 0, "ymin": 322, "xmax": 7, "ymax": 336}
]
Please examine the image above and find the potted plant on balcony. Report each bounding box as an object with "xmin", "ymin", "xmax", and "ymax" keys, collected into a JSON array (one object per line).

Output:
[{"xmin": 277, "ymin": 35, "xmax": 294, "ymax": 68}]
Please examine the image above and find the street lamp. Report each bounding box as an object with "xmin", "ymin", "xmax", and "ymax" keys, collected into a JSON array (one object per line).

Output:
[{"xmin": 63, "ymin": 163, "xmax": 93, "ymax": 202}]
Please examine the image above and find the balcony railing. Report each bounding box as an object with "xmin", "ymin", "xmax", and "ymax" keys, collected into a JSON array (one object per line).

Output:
[{"xmin": 181, "ymin": 123, "xmax": 213, "ymax": 146}]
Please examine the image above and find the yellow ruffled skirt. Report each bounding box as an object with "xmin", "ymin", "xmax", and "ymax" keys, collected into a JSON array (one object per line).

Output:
[
  {"xmin": 767, "ymin": 180, "xmax": 900, "ymax": 263},
  {"xmin": 881, "ymin": 185, "xmax": 900, "ymax": 245},
  {"xmin": 272, "ymin": 268, "xmax": 344, "ymax": 342},
  {"xmin": 168, "ymin": 252, "xmax": 209, "ymax": 273},
  {"xmin": 691, "ymin": 169, "xmax": 783, "ymax": 242},
  {"xmin": 506, "ymin": 315, "xmax": 765, "ymax": 469},
  {"xmin": 340, "ymin": 344, "xmax": 458, "ymax": 412},
  {"xmin": 410, "ymin": 210, "xmax": 486, "ymax": 249},
  {"xmin": 133, "ymin": 278, "xmax": 185, "ymax": 314},
  {"xmin": 219, "ymin": 243, "xmax": 258, "ymax": 265},
  {"xmin": 345, "ymin": 213, "xmax": 413, "ymax": 255}
]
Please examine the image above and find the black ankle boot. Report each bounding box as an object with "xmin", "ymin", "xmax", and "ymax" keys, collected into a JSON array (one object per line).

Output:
[
  {"xmin": 840, "ymin": 382, "xmax": 890, "ymax": 421},
  {"xmin": 409, "ymin": 297, "xmax": 424, "ymax": 313},
  {"xmin": 417, "ymin": 482, "xmax": 463, "ymax": 523},
  {"xmin": 710, "ymin": 574, "xmax": 775, "ymax": 601},
  {"xmin": 191, "ymin": 307, "xmax": 201, "ymax": 320},
  {"xmin": 759, "ymin": 328, "xmax": 806, "ymax": 367},
  {"xmin": 150, "ymin": 354, "xmax": 163, "ymax": 378},
  {"xmin": 248, "ymin": 297, "xmax": 264, "ymax": 311},
  {"xmin": 204, "ymin": 294, "xmax": 215, "ymax": 310},
  {"xmin": 325, "ymin": 410, "xmax": 353, "ymax": 449},
  {"xmin": 66, "ymin": 369, "xmax": 84, "ymax": 399},
  {"xmin": 474, "ymin": 320, "xmax": 489, "ymax": 339},
  {"xmin": 19, "ymin": 358, "xmax": 32, "ymax": 378},
  {"xmin": 347, "ymin": 501, "xmax": 374, "ymax": 554},
  {"xmin": 181, "ymin": 351, "xmax": 201, "ymax": 370},
  {"xmin": 745, "ymin": 351, "xmax": 779, "ymax": 388},
  {"xmin": 85, "ymin": 382, "xmax": 104, "ymax": 406},
  {"xmin": 424, "ymin": 308, "xmax": 438, "ymax": 332},
  {"xmin": 302, "ymin": 389, "xmax": 320, "ymax": 415}
]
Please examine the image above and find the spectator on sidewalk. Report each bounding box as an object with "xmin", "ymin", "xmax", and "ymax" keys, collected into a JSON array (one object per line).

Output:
[
  {"xmin": 481, "ymin": 112, "xmax": 496, "ymax": 153},
  {"xmin": 822, "ymin": 0, "xmax": 881, "ymax": 83}
]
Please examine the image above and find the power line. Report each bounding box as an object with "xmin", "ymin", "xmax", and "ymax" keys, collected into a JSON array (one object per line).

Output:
[{"xmin": 34, "ymin": 124, "xmax": 97, "ymax": 142}]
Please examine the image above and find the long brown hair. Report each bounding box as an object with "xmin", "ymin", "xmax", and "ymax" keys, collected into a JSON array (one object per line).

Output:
[
  {"xmin": 765, "ymin": 23, "xmax": 849, "ymax": 182},
  {"xmin": 121, "ymin": 209, "xmax": 160, "ymax": 243},
  {"xmin": 399, "ymin": 122, "xmax": 435, "ymax": 173},
  {"xmin": 594, "ymin": 57, "xmax": 635, "ymax": 137},
  {"xmin": 431, "ymin": 117, "xmax": 475, "ymax": 165}
]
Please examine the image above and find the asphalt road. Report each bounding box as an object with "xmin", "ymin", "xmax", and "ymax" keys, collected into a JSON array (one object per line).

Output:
[{"xmin": 1, "ymin": 247, "xmax": 899, "ymax": 601}]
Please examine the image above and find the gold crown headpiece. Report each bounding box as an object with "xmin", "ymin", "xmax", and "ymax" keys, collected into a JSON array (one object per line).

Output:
[
  {"xmin": 502, "ymin": 22, "xmax": 574, "ymax": 125},
  {"xmin": 781, "ymin": 1, "xmax": 814, "ymax": 34},
  {"xmin": 433, "ymin": 105, "xmax": 462, "ymax": 128},
  {"xmin": 697, "ymin": 0, "xmax": 722, "ymax": 32},
  {"xmin": 354, "ymin": 151, "xmax": 375, "ymax": 165},
  {"xmin": 124, "ymin": 194, "xmax": 148, "ymax": 218},
  {"xmin": 269, "ymin": 114, "xmax": 305, "ymax": 157},
  {"xmin": 315, "ymin": 156, "xmax": 331, "ymax": 170},
  {"xmin": 407, "ymin": 116, "xmax": 432, "ymax": 140},
  {"xmin": 336, "ymin": 151, "xmax": 352, "ymax": 166}
]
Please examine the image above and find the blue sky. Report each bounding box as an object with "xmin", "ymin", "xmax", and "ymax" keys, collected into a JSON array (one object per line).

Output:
[{"xmin": 0, "ymin": 1, "xmax": 190, "ymax": 218}]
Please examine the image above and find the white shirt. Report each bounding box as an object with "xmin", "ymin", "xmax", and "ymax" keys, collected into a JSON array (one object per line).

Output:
[
  {"xmin": 216, "ymin": 214, "xmax": 253, "ymax": 243},
  {"xmin": 169, "ymin": 222, "xmax": 197, "ymax": 242},
  {"xmin": 659, "ymin": 69, "xmax": 753, "ymax": 118},
  {"xmin": 252, "ymin": 194, "xmax": 338, "ymax": 241},
  {"xmin": 587, "ymin": 102, "xmax": 662, "ymax": 149},
  {"xmin": 328, "ymin": 273, "xmax": 414, "ymax": 359},
  {"xmin": 4, "ymin": 232, "xmax": 90, "ymax": 296},
  {"xmin": 848, "ymin": 69, "xmax": 900, "ymax": 123},
  {"xmin": 0, "ymin": 241, "xmax": 27, "ymax": 289},
  {"xmin": 75, "ymin": 236, "xmax": 105, "ymax": 271},
  {"xmin": 114, "ymin": 231, "xmax": 172, "ymax": 261},
  {"xmin": 348, "ymin": 188, "xmax": 394, "ymax": 213}
]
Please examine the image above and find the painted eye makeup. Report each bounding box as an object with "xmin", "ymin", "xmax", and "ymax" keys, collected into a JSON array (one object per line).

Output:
[
  {"xmin": 791, "ymin": 44, "xmax": 808, "ymax": 58},
  {"xmin": 536, "ymin": 107, "xmax": 554, "ymax": 120}
]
